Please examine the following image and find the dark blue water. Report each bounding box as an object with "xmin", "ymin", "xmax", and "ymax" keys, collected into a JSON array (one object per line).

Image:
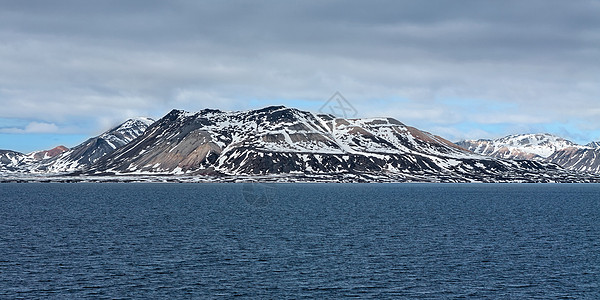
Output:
[{"xmin": 0, "ymin": 183, "xmax": 598, "ymax": 299}]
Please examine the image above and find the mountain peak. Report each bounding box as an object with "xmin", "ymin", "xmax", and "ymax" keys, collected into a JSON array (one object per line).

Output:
[
  {"xmin": 101, "ymin": 117, "xmax": 155, "ymax": 139},
  {"xmin": 129, "ymin": 117, "xmax": 155, "ymax": 126},
  {"xmin": 255, "ymin": 105, "xmax": 288, "ymax": 112},
  {"xmin": 85, "ymin": 105, "xmax": 507, "ymax": 179}
]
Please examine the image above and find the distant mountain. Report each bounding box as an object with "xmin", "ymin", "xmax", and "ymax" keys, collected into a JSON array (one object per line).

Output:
[
  {"xmin": 0, "ymin": 146, "xmax": 68, "ymax": 172},
  {"xmin": 84, "ymin": 106, "xmax": 578, "ymax": 182},
  {"xmin": 458, "ymin": 133, "xmax": 600, "ymax": 174},
  {"xmin": 456, "ymin": 133, "xmax": 583, "ymax": 161},
  {"xmin": 0, "ymin": 150, "xmax": 25, "ymax": 172},
  {"xmin": 35, "ymin": 117, "xmax": 154, "ymax": 172},
  {"xmin": 27, "ymin": 146, "xmax": 69, "ymax": 161}
]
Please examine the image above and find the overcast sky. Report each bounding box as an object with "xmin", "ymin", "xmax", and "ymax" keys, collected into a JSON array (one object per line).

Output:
[{"xmin": 1, "ymin": 0, "xmax": 599, "ymax": 152}]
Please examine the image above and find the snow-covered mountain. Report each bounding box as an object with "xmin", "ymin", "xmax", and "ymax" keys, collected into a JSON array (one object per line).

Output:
[
  {"xmin": 34, "ymin": 117, "xmax": 154, "ymax": 172},
  {"xmin": 457, "ymin": 133, "xmax": 600, "ymax": 174},
  {"xmin": 456, "ymin": 133, "xmax": 584, "ymax": 161},
  {"xmin": 4, "ymin": 108, "xmax": 600, "ymax": 182},
  {"xmin": 82, "ymin": 106, "xmax": 582, "ymax": 182},
  {"xmin": 26, "ymin": 146, "xmax": 69, "ymax": 161},
  {"xmin": 0, "ymin": 150, "xmax": 26, "ymax": 172},
  {"xmin": 0, "ymin": 146, "xmax": 68, "ymax": 172}
]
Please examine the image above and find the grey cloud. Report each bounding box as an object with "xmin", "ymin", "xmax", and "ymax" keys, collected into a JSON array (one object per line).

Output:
[{"xmin": 0, "ymin": 0, "xmax": 599, "ymax": 141}]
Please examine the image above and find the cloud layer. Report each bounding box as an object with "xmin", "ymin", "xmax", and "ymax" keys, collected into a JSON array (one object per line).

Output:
[
  {"xmin": 0, "ymin": 122, "xmax": 59, "ymax": 134},
  {"xmin": 1, "ymin": 0, "xmax": 599, "ymax": 147}
]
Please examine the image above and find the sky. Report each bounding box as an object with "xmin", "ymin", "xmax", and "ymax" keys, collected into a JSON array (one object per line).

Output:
[{"xmin": 1, "ymin": 0, "xmax": 599, "ymax": 153}]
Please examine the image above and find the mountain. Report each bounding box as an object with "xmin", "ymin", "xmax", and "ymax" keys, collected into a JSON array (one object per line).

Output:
[
  {"xmin": 83, "ymin": 106, "xmax": 585, "ymax": 182},
  {"xmin": 3, "ymin": 107, "xmax": 599, "ymax": 182},
  {"xmin": 27, "ymin": 146, "xmax": 69, "ymax": 161},
  {"xmin": 0, "ymin": 150, "xmax": 25, "ymax": 172},
  {"xmin": 456, "ymin": 133, "xmax": 583, "ymax": 161},
  {"xmin": 34, "ymin": 117, "xmax": 154, "ymax": 172},
  {"xmin": 458, "ymin": 133, "xmax": 600, "ymax": 174},
  {"xmin": 0, "ymin": 146, "xmax": 68, "ymax": 172}
]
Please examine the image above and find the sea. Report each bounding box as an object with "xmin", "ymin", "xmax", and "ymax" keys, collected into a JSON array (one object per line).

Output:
[{"xmin": 0, "ymin": 183, "xmax": 598, "ymax": 299}]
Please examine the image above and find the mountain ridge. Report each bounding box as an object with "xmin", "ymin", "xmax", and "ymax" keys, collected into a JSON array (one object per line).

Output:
[
  {"xmin": 2, "ymin": 107, "xmax": 600, "ymax": 182},
  {"xmin": 457, "ymin": 133, "xmax": 600, "ymax": 174},
  {"xmin": 35, "ymin": 117, "xmax": 155, "ymax": 172},
  {"xmin": 1, "ymin": 117, "xmax": 154, "ymax": 174},
  {"xmin": 456, "ymin": 133, "xmax": 585, "ymax": 160},
  {"xmin": 80, "ymin": 106, "xmax": 590, "ymax": 182},
  {"xmin": 0, "ymin": 146, "xmax": 69, "ymax": 172}
]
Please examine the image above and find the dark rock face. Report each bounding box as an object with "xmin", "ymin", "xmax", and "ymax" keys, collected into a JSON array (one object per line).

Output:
[
  {"xmin": 586, "ymin": 141, "xmax": 600, "ymax": 149},
  {"xmin": 547, "ymin": 148, "xmax": 600, "ymax": 174}
]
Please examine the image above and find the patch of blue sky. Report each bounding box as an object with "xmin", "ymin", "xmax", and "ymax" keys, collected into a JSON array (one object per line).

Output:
[{"xmin": 541, "ymin": 122, "xmax": 600, "ymax": 145}]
